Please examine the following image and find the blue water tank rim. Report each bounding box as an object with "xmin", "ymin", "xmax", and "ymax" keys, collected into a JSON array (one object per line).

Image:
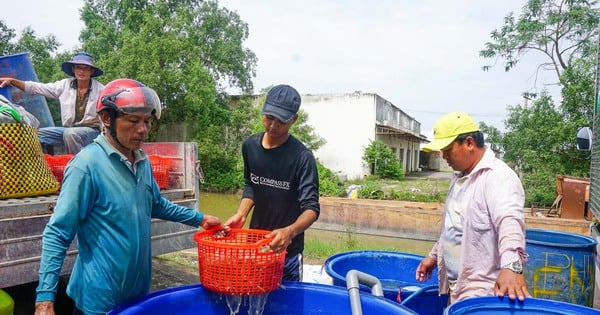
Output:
[
  {"xmin": 525, "ymin": 228, "xmax": 597, "ymax": 248},
  {"xmin": 324, "ymin": 250, "xmax": 425, "ymax": 281},
  {"xmin": 108, "ymin": 282, "xmax": 418, "ymax": 315},
  {"xmin": 444, "ymin": 296, "xmax": 600, "ymax": 315},
  {"xmin": 0, "ymin": 52, "xmax": 30, "ymax": 59}
]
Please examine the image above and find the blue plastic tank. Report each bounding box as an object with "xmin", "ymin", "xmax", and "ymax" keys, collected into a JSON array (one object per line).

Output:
[
  {"xmin": 444, "ymin": 296, "xmax": 600, "ymax": 315},
  {"xmin": 108, "ymin": 282, "xmax": 417, "ymax": 314},
  {"xmin": 525, "ymin": 229, "xmax": 597, "ymax": 307},
  {"xmin": 0, "ymin": 52, "xmax": 54, "ymax": 127},
  {"xmin": 324, "ymin": 250, "xmax": 448, "ymax": 315}
]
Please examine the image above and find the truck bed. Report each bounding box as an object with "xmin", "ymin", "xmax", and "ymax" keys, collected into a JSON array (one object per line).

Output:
[{"xmin": 0, "ymin": 142, "xmax": 202, "ymax": 289}]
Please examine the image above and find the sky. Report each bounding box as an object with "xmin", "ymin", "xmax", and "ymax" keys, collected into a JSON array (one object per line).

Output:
[{"xmin": 3, "ymin": 0, "xmax": 562, "ymax": 138}]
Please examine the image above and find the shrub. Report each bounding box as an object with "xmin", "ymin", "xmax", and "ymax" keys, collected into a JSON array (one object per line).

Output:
[
  {"xmin": 362, "ymin": 140, "xmax": 405, "ymax": 180},
  {"xmin": 317, "ymin": 161, "xmax": 344, "ymax": 197}
]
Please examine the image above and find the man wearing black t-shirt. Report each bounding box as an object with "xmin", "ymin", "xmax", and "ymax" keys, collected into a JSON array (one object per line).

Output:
[{"xmin": 225, "ymin": 84, "xmax": 320, "ymax": 281}]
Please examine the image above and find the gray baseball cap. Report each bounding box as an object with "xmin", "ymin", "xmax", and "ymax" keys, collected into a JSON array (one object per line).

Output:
[{"xmin": 261, "ymin": 84, "xmax": 301, "ymax": 123}]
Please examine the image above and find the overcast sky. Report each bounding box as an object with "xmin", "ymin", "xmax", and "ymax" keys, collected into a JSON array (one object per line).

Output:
[{"xmin": 3, "ymin": 0, "xmax": 561, "ymax": 137}]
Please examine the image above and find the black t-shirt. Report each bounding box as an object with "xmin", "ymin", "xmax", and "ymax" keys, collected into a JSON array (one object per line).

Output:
[{"xmin": 241, "ymin": 132, "xmax": 320, "ymax": 257}]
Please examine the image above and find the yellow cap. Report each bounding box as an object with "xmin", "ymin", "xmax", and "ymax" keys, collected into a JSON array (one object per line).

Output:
[{"xmin": 423, "ymin": 112, "xmax": 479, "ymax": 152}]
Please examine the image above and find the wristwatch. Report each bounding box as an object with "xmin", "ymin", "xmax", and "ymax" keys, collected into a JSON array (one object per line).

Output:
[{"xmin": 503, "ymin": 260, "xmax": 523, "ymax": 274}]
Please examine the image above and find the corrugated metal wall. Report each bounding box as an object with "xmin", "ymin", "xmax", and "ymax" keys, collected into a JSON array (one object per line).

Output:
[{"xmin": 589, "ymin": 33, "xmax": 600, "ymax": 219}]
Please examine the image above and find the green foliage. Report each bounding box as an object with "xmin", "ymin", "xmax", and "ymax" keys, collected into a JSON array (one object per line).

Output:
[
  {"xmin": 196, "ymin": 132, "xmax": 244, "ymax": 192},
  {"xmin": 0, "ymin": 21, "xmax": 64, "ymax": 124},
  {"xmin": 480, "ymin": 0, "xmax": 599, "ymax": 76},
  {"xmin": 76, "ymin": 0, "xmax": 262, "ymax": 189},
  {"xmin": 480, "ymin": 0, "xmax": 597, "ymax": 206},
  {"xmin": 357, "ymin": 181, "xmax": 384, "ymax": 199},
  {"xmin": 362, "ymin": 140, "xmax": 405, "ymax": 180},
  {"xmin": 479, "ymin": 122, "xmax": 504, "ymax": 153},
  {"xmin": 389, "ymin": 187, "xmax": 444, "ymax": 203},
  {"xmin": 502, "ymin": 92, "xmax": 591, "ymax": 205},
  {"xmin": 290, "ymin": 110, "xmax": 326, "ymax": 152},
  {"xmin": 79, "ymin": 0, "xmax": 257, "ymax": 142},
  {"xmin": 317, "ymin": 160, "xmax": 344, "ymax": 197},
  {"xmin": 347, "ymin": 177, "xmax": 449, "ymax": 202},
  {"xmin": 340, "ymin": 225, "xmax": 359, "ymax": 248}
]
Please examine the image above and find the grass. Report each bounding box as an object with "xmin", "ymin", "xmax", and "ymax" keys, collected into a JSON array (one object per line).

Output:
[
  {"xmin": 345, "ymin": 175, "xmax": 451, "ymax": 203},
  {"xmin": 303, "ymin": 227, "xmax": 403, "ymax": 264}
]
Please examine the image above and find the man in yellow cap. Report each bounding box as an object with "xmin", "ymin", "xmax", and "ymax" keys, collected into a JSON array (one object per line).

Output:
[{"xmin": 415, "ymin": 112, "xmax": 530, "ymax": 304}]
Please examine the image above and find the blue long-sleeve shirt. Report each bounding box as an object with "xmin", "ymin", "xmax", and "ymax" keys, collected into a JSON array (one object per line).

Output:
[{"xmin": 36, "ymin": 135, "xmax": 204, "ymax": 314}]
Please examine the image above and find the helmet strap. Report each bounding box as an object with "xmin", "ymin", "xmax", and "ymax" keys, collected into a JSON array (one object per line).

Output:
[{"xmin": 104, "ymin": 109, "xmax": 127, "ymax": 149}]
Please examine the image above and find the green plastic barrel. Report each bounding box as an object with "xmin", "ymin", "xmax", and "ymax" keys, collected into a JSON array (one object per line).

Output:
[
  {"xmin": 0, "ymin": 289, "xmax": 14, "ymax": 315},
  {"xmin": 525, "ymin": 229, "xmax": 597, "ymax": 307}
]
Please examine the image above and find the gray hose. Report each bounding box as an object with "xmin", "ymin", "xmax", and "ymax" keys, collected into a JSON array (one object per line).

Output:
[{"xmin": 346, "ymin": 269, "xmax": 384, "ymax": 315}]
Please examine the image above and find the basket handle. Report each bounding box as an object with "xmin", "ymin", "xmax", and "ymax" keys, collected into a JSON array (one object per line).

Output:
[
  {"xmin": 201, "ymin": 226, "xmax": 232, "ymax": 239},
  {"xmin": 255, "ymin": 238, "xmax": 273, "ymax": 248}
]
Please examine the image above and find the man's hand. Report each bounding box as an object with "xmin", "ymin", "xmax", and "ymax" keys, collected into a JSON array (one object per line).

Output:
[
  {"xmin": 34, "ymin": 301, "xmax": 55, "ymax": 315},
  {"xmin": 265, "ymin": 227, "xmax": 293, "ymax": 253},
  {"xmin": 416, "ymin": 256, "xmax": 437, "ymax": 282},
  {"xmin": 224, "ymin": 212, "xmax": 246, "ymax": 229},
  {"xmin": 200, "ymin": 215, "xmax": 222, "ymax": 230},
  {"xmin": 494, "ymin": 269, "xmax": 531, "ymax": 301}
]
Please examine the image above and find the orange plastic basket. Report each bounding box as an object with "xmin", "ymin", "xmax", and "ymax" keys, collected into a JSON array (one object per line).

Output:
[
  {"xmin": 43, "ymin": 154, "xmax": 74, "ymax": 183},
  {"xmin": 194, "ymin": 228, "xmax": 286, "ymax": 295},
  {"xmin": 148, "ymin": 155, "xmax": 170, "ymax": 189}
]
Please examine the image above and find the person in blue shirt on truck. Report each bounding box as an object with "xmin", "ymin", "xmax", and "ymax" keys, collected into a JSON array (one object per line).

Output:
[
  {"xmin": 225, "ymin": 84, "xmax": 320, "ymax": 282},
  {"xmin": 34, "ymin": 78, "xmax": 223, "ymax": 315}
]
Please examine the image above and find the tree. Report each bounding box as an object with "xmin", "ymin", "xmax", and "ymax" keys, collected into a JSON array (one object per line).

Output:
[
  {"xmin": 480, "ymin": 0, "xmax": 598, "ymax": 206},
  {"xmin": 79, "ymin": 0, "xmax": 257, "ymax": 137},
  {"xmin": 78, "ymin": 0, "xmax": 259, "ymax": 191},
  {"xmin": 479, "ymin": 122, "xmax": 504, "ymax": 153},
  {"xmin": 480, "ymin": 0, "xmax": 599, "ymax": 81},
  {"xmin": 0, "ymin": 21, "xmax": 64, "ymax": 124}
]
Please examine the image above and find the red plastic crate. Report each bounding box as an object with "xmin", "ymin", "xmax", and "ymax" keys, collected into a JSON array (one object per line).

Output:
[
  {"xmin": 148, "ymin": 155, "xmax": 172, "ymax": 190},
  {"xmin": 43, "ymin": 154, "xmax": 74, "ymax": 183}
]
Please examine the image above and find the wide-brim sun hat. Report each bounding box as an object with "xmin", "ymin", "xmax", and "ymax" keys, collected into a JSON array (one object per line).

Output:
[
  {"xmin": 61, "ymin": 52, "xmax": 103, "ymax": 78},
  {"xmin": 422, "ymin": 111, "xmax": 479, "ymax": 152}
]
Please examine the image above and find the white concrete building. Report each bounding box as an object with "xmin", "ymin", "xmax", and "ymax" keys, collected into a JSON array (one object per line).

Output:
[{"xmin": 301, "ymin": 92, "xmax": 427, "ymax": 180}]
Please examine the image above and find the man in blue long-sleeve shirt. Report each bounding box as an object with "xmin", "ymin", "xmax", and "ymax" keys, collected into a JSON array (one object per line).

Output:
[{"xmin": 34, "ymin": 78, "xmax": 222, "ymax": 315}]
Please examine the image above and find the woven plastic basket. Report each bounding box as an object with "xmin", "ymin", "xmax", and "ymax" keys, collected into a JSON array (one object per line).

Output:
[
  {"xmin": 0, "ymin": 123, "xmax": 59, "ymax": 198},
  {"xmin": 194, "ymin": 228, "xmax": 286, "ymax": 295},
  {"xmin": 148, "ymin": 155, "xmax": 170, "ymax": 190},
  {"xmin": 44, "ymin": 154, "xmax": 74, "ymax": 183}
]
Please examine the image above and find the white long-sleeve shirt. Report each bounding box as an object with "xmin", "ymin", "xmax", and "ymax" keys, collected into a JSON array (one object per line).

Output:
[{"xmin": 24, "ymin": 78, "xmax": 103, "ymax": 128}]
